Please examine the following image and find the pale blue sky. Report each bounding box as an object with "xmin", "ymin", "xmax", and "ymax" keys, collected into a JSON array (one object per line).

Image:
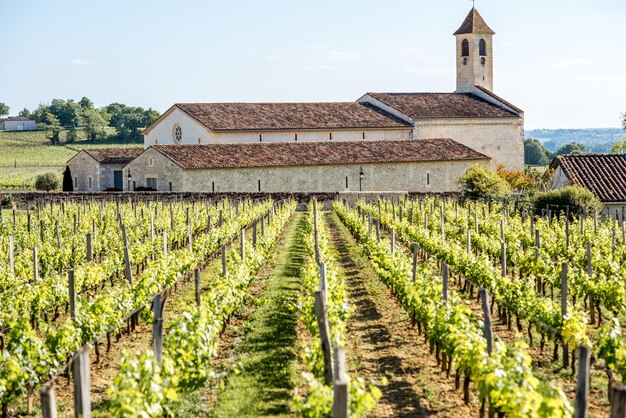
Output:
[{"xmin": 1, "ymin": 0, "xmax": 625, "ymax": 129}]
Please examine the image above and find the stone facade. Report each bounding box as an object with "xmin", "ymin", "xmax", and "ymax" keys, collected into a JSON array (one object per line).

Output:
[
  {"xmin": 66, "ymin": 152, "xmax": 100, "ymax": 192},
  {"xmin": 67, "ymin": 151, "xmax": 128, "ymax": 191},
  {"xmin": 143, "ymin": 107, "xmax": 412, "ymax": 148},
  {"xmin": 455, "ymin": 33, "xmax": 493, "ymax": 93},
  {"xmin": 413, "ymin": 116, "xmax": 524, "ymax": 171},
  {"xmin": 123, "ymin": 147, "xmax": 488, "ymax": 193}
]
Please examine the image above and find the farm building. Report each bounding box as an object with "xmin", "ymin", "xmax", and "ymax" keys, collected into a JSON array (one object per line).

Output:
[
  {"xmin": 66, "ymin": 147, "xmax": 143, "ymax": 191},
  {"xmin": 68, "ymin": 7, "xmax": 524, "ymax": 193},
  {"xmin": 122, "ymin": 139, "xmax": 489, "ymax": 193},
  {"xmin": 550, "ymin": 154, "xmax": 626, "ymax": 217},
  {"xmin": 0, "ymin": 116, "xmax": 37, "ymax": 131}
]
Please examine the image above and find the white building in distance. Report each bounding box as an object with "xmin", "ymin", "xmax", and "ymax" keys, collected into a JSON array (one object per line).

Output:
[{"xmin": 68, "ymin": 7, "xmax": 524, "ymax": 193}]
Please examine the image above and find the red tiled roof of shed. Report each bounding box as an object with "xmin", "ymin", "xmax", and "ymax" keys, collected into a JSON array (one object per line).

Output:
[
  {"xmin": 83, "ymin": 147, "xmax": 144, "ymax": 164},
  {"xmin": 551, "ymin": 154, "xmax": 626, "ymax": 202}
]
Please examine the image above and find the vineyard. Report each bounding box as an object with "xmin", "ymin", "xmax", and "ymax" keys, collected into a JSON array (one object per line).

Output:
[{"xmin": 1, "ymin": 194, "xmax": 626, "ymax": 417}]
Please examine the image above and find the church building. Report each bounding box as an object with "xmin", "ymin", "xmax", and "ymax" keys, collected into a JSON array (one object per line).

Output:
[{"xmin": 67, "ymin": 7, "xmax": 524, "ymax": 193}]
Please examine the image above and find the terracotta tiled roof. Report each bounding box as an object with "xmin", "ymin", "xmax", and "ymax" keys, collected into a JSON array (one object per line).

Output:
[
  {"xmin": 551, "ymin": 154, "xmax": 626, "ymax": 202},
  {"xmin": 454, "ymin": 8, "xmax": 495, "ymax": 35},
  {"xmin": 1, "ymin": 116, "xmax": 32, "ymax": 122},
  {"xmin": 83, "ymin": 147, "xmax": 144, "ymax": 164},
  {"xmin": 175, "ymin": 102, "xmax": 411, "ymax": 132},
  {"xmin": 151, "ymin": 139, "xmax": 489, "ymax": 170},
  {"xmin": 367, "ymin": 92, "xmax": 518, "ymax": 119},
  {"xmin": 472, "ymin": 85, "xmax": 523, "ymax": 114}
]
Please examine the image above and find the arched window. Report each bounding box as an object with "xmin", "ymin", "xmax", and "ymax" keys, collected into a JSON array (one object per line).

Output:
[
  {"xmin": 479, "ymin": 39, "xmax": 487, "ymax": 56},
  {"xmin": 461, "ymin": 39, "xmax": 469, "ymax": 57}
]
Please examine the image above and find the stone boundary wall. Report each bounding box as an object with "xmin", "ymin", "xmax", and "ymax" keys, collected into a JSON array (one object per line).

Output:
[{"xmin": 4, "ymin": 191, "xmax": 460, "ymax": 209}]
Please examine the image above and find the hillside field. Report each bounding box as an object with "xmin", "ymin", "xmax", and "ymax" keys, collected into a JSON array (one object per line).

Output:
[{"xmin": 0, "ymin": 129, "xmax": 140, "ymax": 189}]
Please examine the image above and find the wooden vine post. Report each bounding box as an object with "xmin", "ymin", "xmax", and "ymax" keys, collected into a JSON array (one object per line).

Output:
[
  {"xmin": 320, "ymin": 263, "xmax": 328, "ymax": 305},
  {"xmin": 33, "ymin": 247, "xmax": 39, "ymax": 283},
  {"xmin": 252, "ymin": 220, "xmax": 257, "ymax": 248},
  {"xmin": 40, "ymin": 381, "xmax": 58, "ymax": 418},
  {"xmin": 314, "ymin": 202, "xmax": 320, "ymax": 264},
  {"xmin": 390, "ymin": 228, "xmax": 395, "ymax": 256},
  {"xmin": 86, "ymin": 233, "xmax": 92, "ymax": 262},
  {"xmin": 480, "ymin": 288, "xmax": 493, "ymax": 355},
  {"xmin": 221, "ymin": 245, "xmax": 227, "ymax": 277},
  {"xmin": 442, "ymin": 263, "xmax": 449, "ymax": 302},
  {"xmin": 121, "ymin": 224, "xmax": 133, "ymax": 285},
  {"xmin": 9, "ymin": 236, "xmax": 14, "ymax": 277},
  {"xmin": 314, "ymin": 290, "xmax": 334, "ymax": 385},
  {"xmin": 375, "ymin": 220, "xmax": 380, "ymax": 243},
  {"xmin": 574, "ymin": 344, "xmax": 590, "ymax": 418},
  {"xmin": 68, "ymin": 269, "xmax": 91, "ymax": 417},
  {"xmin": 561, "ymin": 263, "xmax": 569, "ymax": 368},
  {"xmin": 332, "ymin": 347, "xmax": 349, "ymax": 418},
  {"xmin": 611, "ymin": 381, "xmax": 626, "ymax": 418},
  {"xmin": 240, "ymin": 229, "xmax": 245, "ymax": 260},
  {"xmin": 412, "ymin": 243, "xmax": 418, "ymax": 284},
  {"xmin": 153, "ymin": 292, "xmax": 168, "ymax": 364},
  {"xmin": 194, "ymin": 268, "xmax": 201, "ymax": 307}
]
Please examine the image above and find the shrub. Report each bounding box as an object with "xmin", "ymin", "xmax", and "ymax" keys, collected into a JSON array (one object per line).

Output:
[
  {"xmin": 0, "ymin": 194, "xmax": 13, "ymax": 207},
  {"xmin": 35, "ymin": 173, "xmax": 59, "ymax": 191},
  {"xmin": 459, "ymin": 165, "xmax": 511, "ymax": 199},
  {"xmin": 533, "ymin": 186, "xmax": 602, "ymax": 214}
]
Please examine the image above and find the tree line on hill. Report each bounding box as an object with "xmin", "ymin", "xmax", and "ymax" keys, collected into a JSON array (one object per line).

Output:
[
  {"xmin": 0, "ymin": 99, "xmax": 159, "ymax": 145},
  {"xmin": 525, "ymin": 114, "xmax": 626, "ymax": 166}
]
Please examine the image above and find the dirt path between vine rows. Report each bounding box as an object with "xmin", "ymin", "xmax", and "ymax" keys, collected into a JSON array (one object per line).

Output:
[{"xmin": 327, "ymin": 211, "xmax": 481, "ymax": 418}]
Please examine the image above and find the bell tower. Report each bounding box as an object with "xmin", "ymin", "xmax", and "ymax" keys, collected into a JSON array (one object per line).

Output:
[{"xmin": 454, "ymin": 8, "xmax": 495, "ymax": 93}]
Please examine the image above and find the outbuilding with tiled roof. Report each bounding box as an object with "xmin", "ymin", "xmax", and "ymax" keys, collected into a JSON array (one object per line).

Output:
[
  {"xmin": 550, "ymin": 154, "xmax": 626, "ymax": 217},
  {"xmin": 66, "ymin": 147, "xmax": 144, "ymax": 191}
]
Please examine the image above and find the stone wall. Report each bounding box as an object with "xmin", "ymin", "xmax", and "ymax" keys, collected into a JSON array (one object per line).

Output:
[
  {"xmin": 124, "ymin": 148, "xmax": 487, "ymax": 193},
  {"xmin": 66, "ymin": 152, "xmax": 100, "ymax": 192},
  {"xmin": 413, "ymin": 117, "xmax": 524, "ymax": 171},
  {"xmin": 7, "ymin": 190, "xmax": 460, "ymax": 209}
]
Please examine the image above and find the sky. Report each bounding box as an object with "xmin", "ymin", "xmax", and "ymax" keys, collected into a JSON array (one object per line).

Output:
[{"xmin": 1, "ymin": 0, "xmax": 625, "ymax": 130}]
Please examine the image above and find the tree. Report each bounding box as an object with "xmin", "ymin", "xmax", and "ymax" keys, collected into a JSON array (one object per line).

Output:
[
  {"xmin": 524, "ymin": 138, "xmax": 551, "ymax": 165},
  {"xmin": 18, "ymin": 108, "xmax": 31, "ymax": 118},
  {"xmin": 82, "ymin": 108, "xmax": 107, "ymax": 141},
  {"xmin": 612, "ymin": 138, "xmax": 626, "ymax": 154},
  {"xmin": 459, "ymin": 165, "xmax": 511, "ymax": 199},
  {"xmin": 105, "ymin": 103, "xmax": 159, "ymax": 139},
  {"xmin": 622, "ymin": 112, "xmax": 626, "ymax": 130},
  {"xmin": 79, "ymin": 96, "xmax": 94, "ymax": 110},
  {"xmin": 65, "ymin": 127, "xmax": 78, "ymax": 143},
  {"xmin": 31, "ymin": 107, "xmax": 61, "ymax": 145},
  {"xmin": 62, "ymin": 166, "xmax": 73, "ymax": 192},
  {"xmin": 554, "ymin": 142, "xmax": 586, "ymax": 156},
  {"xmin": 0, "ymin": 103, "xmax": 9, "ymax": 117},
  {"xmin": 49, "ymin": 99, "xmax": 81, "ymax": 128},
  {"xmin": 496, "ymin": 164, "xmax": 533, "ymax": 190},
  {"xmin": 34, "ymin": 173, "xmax": 59, "ymax": 191}
]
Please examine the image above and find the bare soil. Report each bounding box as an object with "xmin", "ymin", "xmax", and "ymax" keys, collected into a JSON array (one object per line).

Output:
[{"xmin": 327, "ymin": 212, "xmax": 482, "ymax": 417}]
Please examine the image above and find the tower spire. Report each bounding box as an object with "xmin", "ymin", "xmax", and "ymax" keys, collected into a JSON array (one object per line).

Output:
[{"xmin": 454, "ymin": 7, "xmax": 495, "ymax": 92}]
